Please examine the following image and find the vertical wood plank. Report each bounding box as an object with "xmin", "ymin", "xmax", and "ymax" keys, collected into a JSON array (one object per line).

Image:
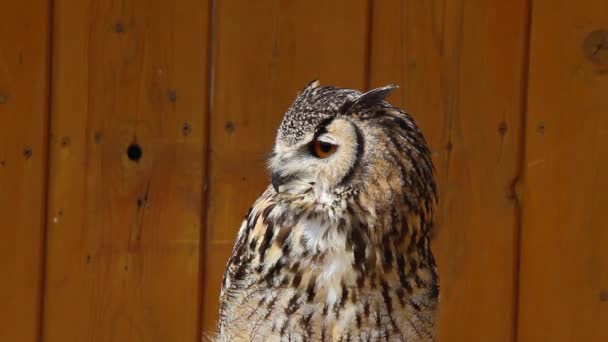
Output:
[
  {"xmin": 0, "ymin": 1, "xmax": 51, "ymax": 341},
  {"xmin": 43, "ymin": 1, "xmax": 209, "ymax": 341},
  {"xmin": 518, "ymin": 1, "xmax": 608, "ymax": 341},
  {"xmin": 370, "ymin": 1, "xmax": 528, "ymax": 340},
  {"xmin": 201, "ymin": 0, "xmax": 370, "ymax": 333}
]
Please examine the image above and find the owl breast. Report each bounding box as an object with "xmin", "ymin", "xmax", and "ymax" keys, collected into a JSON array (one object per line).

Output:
[{"xmin": 216, "ymin": 187, "xmax": 437, "ymax": 342}]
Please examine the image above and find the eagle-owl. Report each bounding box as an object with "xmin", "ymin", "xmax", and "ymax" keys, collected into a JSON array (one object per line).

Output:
[{"xmin": 216, "ymin": 81, "xmax": 438, "ymax": 341}]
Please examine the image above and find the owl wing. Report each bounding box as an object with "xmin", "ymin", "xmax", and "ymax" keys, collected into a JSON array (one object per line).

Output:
[
  {"xmin": 218, "ymin": 188, "xmax": 276, "ymax": 332},
  {"xmin": 218, "ymin": 215, "xmax": 249, "ymax": 322}
]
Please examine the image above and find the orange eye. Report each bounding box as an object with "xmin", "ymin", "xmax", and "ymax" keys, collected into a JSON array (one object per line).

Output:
[{"xmin": 311, "ymin": 140, "xmax": 338, "ymax": 159}]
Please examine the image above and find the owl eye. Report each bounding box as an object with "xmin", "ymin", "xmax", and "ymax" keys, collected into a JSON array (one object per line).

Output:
[{"xmin": 311, "ymin": 140, "xmax": 338, "ymax": 159}]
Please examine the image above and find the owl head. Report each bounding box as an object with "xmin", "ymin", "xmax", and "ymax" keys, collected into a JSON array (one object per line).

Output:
[{"xmin": 268, "ymin": 81, "xmax": 436, "ymax": 216}]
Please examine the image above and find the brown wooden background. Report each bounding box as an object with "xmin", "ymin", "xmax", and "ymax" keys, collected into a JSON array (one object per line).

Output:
[{"xmin": 1, "ymin": 0, "xmax": 607, "ymax": 341}]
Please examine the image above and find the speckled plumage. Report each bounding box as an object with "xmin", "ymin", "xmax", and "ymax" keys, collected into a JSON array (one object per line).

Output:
[{"xmin": 216, "ymin": 81, "xmax": 439, "ymax": 342}]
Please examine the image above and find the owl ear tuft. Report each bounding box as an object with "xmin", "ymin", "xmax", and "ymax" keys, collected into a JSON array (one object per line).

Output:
[
  {"xmin": 303, "ymin": 79, "xmax": 321, "ymax": 92},
  {"xmin": 355, "ymin": 84, "xmax": 398, "ymax": 108},
  {"xmin": 341, "ymin": 84, "xmax": 398, "ymax": 115}
]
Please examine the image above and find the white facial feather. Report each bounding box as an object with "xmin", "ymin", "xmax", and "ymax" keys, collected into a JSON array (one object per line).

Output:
[{"xmin": 269, "ymin": 118, "xmax": 359, "ymax": 198}]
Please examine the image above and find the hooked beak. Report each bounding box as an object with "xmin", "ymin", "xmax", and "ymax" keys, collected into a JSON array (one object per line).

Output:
[{"xmin": 272, "ymin": 172, "xmax": 288, "ymax": 193}]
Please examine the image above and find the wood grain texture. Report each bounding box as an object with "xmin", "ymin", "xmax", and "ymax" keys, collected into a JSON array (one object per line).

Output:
[
  {"xmin": 0, "ymin": 1, "xmax": 50, "ymax": 341},
  {"xmin": 369, "ymin": 1, "xmax": 528, "ymax": 341},
  {"xmin": 42, "ymin": 1, "xmax": 209, "ymax": 341},
  {"xmin": 518, "ymin": 0, "xmax": 608, "ymax": 340},
  {"xmin": 201, "ymin": 0, "xmax": 370, "ymax": 333}
]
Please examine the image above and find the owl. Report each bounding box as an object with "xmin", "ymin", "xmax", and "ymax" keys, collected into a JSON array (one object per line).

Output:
[{"xmin": 216, "ymin": 81, "xmax": 438, "ymax": 342}]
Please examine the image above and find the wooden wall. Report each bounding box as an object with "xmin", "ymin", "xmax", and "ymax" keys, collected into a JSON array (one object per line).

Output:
[
  {"xmin": 0, "ymin": 1, "xmax": 51, "ymax": 341},
  {"xmin": 0, "ymin": 0, "xmax": 606, "ymax": 341}
]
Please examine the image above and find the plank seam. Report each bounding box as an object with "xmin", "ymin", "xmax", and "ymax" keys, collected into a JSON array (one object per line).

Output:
[
  {"xmin": 199, "ymin": 0, "xmax": 218, "ymax": 339},
  {"xmin": 512, "ymin": 0, "xmax": 534, "ymax": 341},
  {"xmin": 364, "ymin": 0, "xmax": 375, "ymax": 90},
  {"xmin": 37, "ymin": 0, "xmax": 57, "ymax": 340}
]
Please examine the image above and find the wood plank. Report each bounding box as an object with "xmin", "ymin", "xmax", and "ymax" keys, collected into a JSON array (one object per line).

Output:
[
  {"xmin": 201, "ymin": 0, "xmax": 370, "ymax": 333},
  {"xmin": 0, "ymin": 1, "xmax": 51, "ymax": 341},
  {"xmin": 518, "ymin": 1, "xmax": 608, "ymax": 340},
  {"xmin": 369, "ymin": 1, "xmax": 528, "ymax": 340},
  {"xmin": 42, "ymin": 1, "xmax": 209, "ymax": 341}
]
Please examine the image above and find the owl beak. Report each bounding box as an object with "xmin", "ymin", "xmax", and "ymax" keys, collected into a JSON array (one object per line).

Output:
[{"xmin": 272, "ymin": 172, "xmax": 286, "ymax": 193}]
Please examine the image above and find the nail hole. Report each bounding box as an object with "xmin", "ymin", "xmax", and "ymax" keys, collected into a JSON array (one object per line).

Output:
[
  {"xmin": 445, "ymin": 141, "xmax": 453, "ymax": 152},
  {"xmin": 537, "ymin": 122, "xmax": 545, "ymax": 135},
  {"xmin": 498, "ymin": 122, "xmax": 508, "ymax": 136},
  {"xmin": 0, "ymin": 93, "xmax": 8, "ymax": 104},
  {"xmin": 115, "ymin": 22, "xmax": 125, "ymax": 33},
  {"xmin": 61, "ymin": 136, "xmax": 71, "ymax": 148},
  {"xmin": 225, "ymin": 121, "xmax": 235, "ymax": 133},
  {"xmin": 127, "ymin": 144, "xmax": 143, "ymax": 162},
  {"xmin": 23, "ymin": 147, "xmax": 32, "ymax": 159},
  {"xmin": 168, "ymin": 90, "xmax": 177, "ymax": 102},
  {"xmin": 182, "ymin": 122, "xmax": 192, "ymax": 136}
]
